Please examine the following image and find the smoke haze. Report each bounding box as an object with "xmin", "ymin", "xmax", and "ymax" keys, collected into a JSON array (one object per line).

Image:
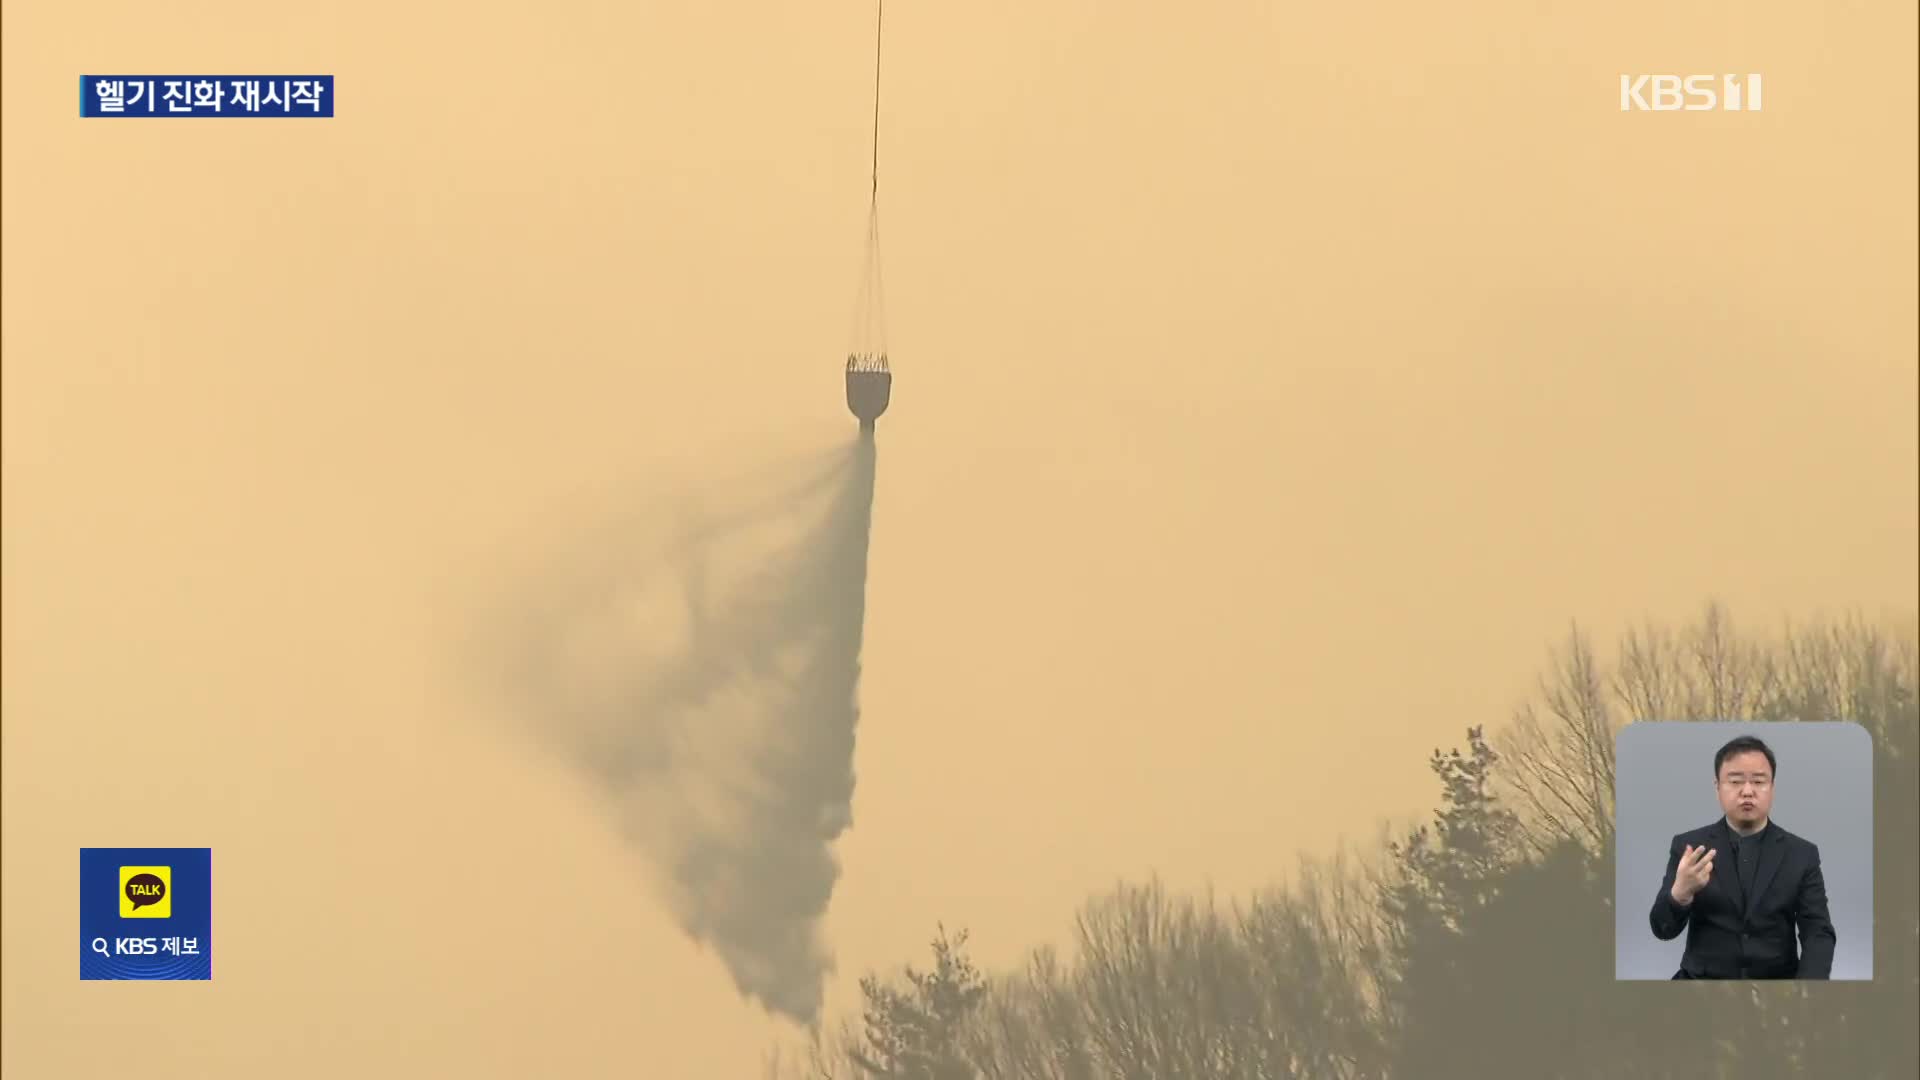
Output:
[
  {"xmin": 4, "ymin": 2, "xmax": 1913, "ymax": 1076},
  {"xmin": 485, "ymin": 435, "xmax": 879, "ymax": 1023}
]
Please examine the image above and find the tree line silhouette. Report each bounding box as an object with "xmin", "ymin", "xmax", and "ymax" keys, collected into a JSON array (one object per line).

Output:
[{"xmin": 767, "ymin": 604, "xmax": 1918, "ymax": 1079}]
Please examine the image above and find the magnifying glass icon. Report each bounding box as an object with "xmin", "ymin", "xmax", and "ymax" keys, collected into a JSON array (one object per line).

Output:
[{"xmin": 90, "ymin": 937, "xmax": 110, "ymax": 958}]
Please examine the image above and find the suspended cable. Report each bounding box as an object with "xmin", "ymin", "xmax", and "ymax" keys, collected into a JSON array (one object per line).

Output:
[
  {"xmin": 871, "ymin": 0, "xmax": 883, "ymax": 202},
  {"xmin": 847, "ymin": 0, "xmax": 888, "ymax": 363}
]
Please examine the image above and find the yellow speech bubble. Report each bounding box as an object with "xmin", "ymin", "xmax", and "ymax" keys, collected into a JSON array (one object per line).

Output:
[{"xmin": 119, "ymin": 865, "xmax": 171, "ymax": 918}]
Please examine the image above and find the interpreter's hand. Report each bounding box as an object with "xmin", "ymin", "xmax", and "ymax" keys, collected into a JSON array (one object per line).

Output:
[{"xmin": 1671, "ymin": 844, "xmax": 1715, "ymax": 905}]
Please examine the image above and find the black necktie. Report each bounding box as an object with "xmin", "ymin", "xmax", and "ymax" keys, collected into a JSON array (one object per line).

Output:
[{"xmin": 1737, "ymin": 834, "xmax": 1759, "ymax": 902}]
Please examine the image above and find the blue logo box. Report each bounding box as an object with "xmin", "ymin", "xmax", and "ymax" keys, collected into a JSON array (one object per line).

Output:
[
  {"xmin": 80, "ymin": 848, "xmax": 212, "ymax": 980},
  {"xmin": 81, "ymin": 76, "xmax": 333, "ymax": 117}
]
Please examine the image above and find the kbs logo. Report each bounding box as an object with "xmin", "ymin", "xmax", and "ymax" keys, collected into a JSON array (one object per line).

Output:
[
  {"xmin": 81, "ymin": 848, "xmax": 212, "ymax": 980},
  {"xmin": 1620, "ymin": 74, "xmax": 1763, "ymax": 112}
]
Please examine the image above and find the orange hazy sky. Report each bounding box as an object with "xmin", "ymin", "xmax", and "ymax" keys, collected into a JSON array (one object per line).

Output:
[{"xmin": 5, "ymin": 1, "xmax": 1915, "ymax": 1076}]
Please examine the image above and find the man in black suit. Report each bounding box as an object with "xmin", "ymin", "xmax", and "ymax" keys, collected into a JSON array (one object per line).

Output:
[{"xmin": 1649, "ymin": 734, "xmax": 1837, "ymax": 979}]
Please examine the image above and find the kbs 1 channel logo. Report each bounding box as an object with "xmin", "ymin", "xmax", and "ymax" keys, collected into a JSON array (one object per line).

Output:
[
  {"xmin": 1619, "ymin": 73, "xmax": 1763, "ymax": 112},
  {"xmin": 80, "ymin": 848, "xmax": 212, "ymax": 980}
]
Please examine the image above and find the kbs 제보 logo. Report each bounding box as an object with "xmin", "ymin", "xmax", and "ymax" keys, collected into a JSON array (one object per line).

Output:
[{"xmin": 81, "ymin": 848, "xmax": 212, "ymax": 980}]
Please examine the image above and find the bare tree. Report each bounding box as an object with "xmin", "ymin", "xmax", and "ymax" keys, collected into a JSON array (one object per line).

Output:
[
  {"xmin": 956, "ymin": 967, "xmax": 1057, "ymax": 1080},
  {"xmin": 961, "ymin": 947, "xmax": 1106, "ymax": 1080},
  {"xmin": 1490, "ymin": 601, "xmax": 1911, "ymax": 857},
  {"xmin": 1496, "ymin": 627, "xmax": 1619, "ymax": 858},
  {"xmin": 1067, "ymin": 878, "xmax": 1186, "ymax": 1079}
]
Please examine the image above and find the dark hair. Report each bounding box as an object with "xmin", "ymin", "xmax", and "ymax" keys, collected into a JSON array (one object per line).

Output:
[{"xmin": 1714, "ymin": 735, "xmax": 1777, "ymax": 780}]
